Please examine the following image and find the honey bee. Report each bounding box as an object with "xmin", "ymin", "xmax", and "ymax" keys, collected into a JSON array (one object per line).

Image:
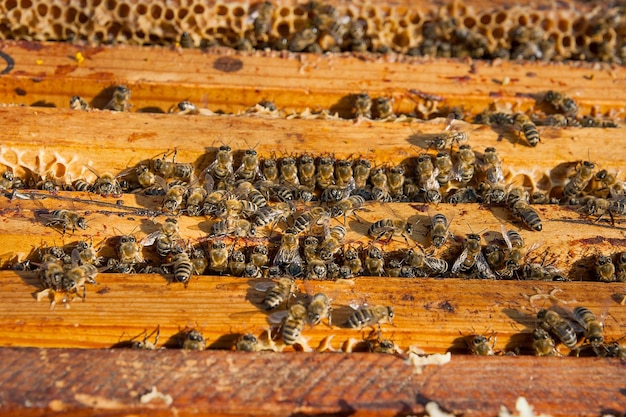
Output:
[
  {"xmin": 405, "ymin": 246, "xmax": 448, "ymax": 277},
  {"xmin": 306, "ymin": 258, "xmax": 327, "ymax": 280},
  {"xmin": 274, "ymin": 229, "xmax": 302, "ymax": 268},
  {"xmin": 179, "ymin": 31, "xmax": 194, "ymax": 48},
  {"xmin": 205, "ymin": 145, "xmax": 234, "ymax": 185},
  {"xmin": 368, "ymin": 218, "xmax": 412, "ymax": 244},
  {"xmin": 573, "ymin": 306, "xmax": 604, "ymax": 349},
  {"xmin": 447, "ymin": 186, "xmax": 481, "ymax": 204},
  {"xmin": 261, "ymin": 158, "xmax": 279, "ymax": 183},
  {"xmin": 168, "ymin": 100, "xmax": 201, "ymax": 115},
  {"xmin": 71, "ymin": 239, "xmax": 102, "ymax": 266},
  {"xmin": 39, "ymin": 209, "xmax": 87, "ymax": 234},
  {"xmin": 521, "ymin": 262, "xmax": 565, "ymax": 281},
  {"xmin": 588, "ymin": 169, "xmax": 625, "ymax": 199},
  {"xmin": 252, "ymin": 1, "xmax": 274, "ymax": 37},
  {"xmin": 288, "ymin": 27, "xmax": 319, "ymax": 52},
  {"xmin": 353, "ymin": 93, "xmax": 372, "ymax": 119},
  {"xmin": 537, "ymin": 309, "xmax": 578, "ymax": 350},
  {"xmin": 480, "ymin": 147, "xmax": 505, "ymax": 185},
  {"xmin": 297, "ymin": 155, "xmax": 316, "ymax": 189},
  {"xmin": 353, "ymin": 158, "xmax": 372, "ymax": 189},
  {"xmin": 364, "ymin": 245, "xmax": 385, "ymax": 276},
  {"xmin": 37, "ymin": 261, "xmax": 65, "ymax": 293},
  {"xmin": 369, "ymin": 336, "xmax": 401, "ymax": 355},
  {"xmin": 117, "ymin": 234, "xmax": 145, "ymax": 265},
  {"xmin": 345, "ymin": 305, "xmax": 394, "ymax": 330},
  {"xmin": 301, "ymin": 236, "xmax": 318, "ymax": 263},
  {"xmin": 130, "ymin": 326, "xmax": 160, "ymax": 350},
  {"xmin": 143, "ymin": 218, "xmax": 181, "ymax": 258},
  {"xmin": 181, "ymin": 328, "xmax": 206, "ymax": 350},
  {"xmin": 329, "ymin": 195, "xmax": 365, "ymax": 225},
  {"xmin": 105, "ymin": 85, "xmax": 131, "ymax": 112},
  {"xmin": 160, "ymin": 181, "xmax": 187, "ymax": 214},
  {"xmin": 280, "ymin": 303, "xmax": 308, "ymax": 346},
  {"xmin": 334, "ymin": 160, "xmax": 354, "ymax": 189},
  {"xmin": 190, "ymin": 246, "xmax": 207, "ymax": 275},
  {"xmin": 87, "ymin": 167, "xmax": 123, "ymax": 197},
  {"xmin": 453, "ymin": 144, "xmax": 476, "ymax": 184},
  {"xmin": 257, "ymin": 277, "xmax": 294, "ymax": 310},
  {"xmin": 307, "ymin": 292, "xmax": 332, "ymax": 326},
  {"xmin": 532, "ymin": 327, "xmax": 559, "ymax": 356},
  {"xmin": 343, "ymin": 246, "xmax": 363, "ymax": 276},
  {"xmin": 254, "ymin": 202, "xmax": 293, "ymax": 231},
  {"xmin": 501, "ymin": 228, "xmax": 526, "ymax": 278},
  {"xmin": 278, "ymin": 157, "xmax": 299, "ymax": 186},
  {"xmin": 615, "ymin": 251, "xmax": 626, "ymax": 282},
  {"xmin": 36, "ymin": 262, "xmax": 86, "ymax": 309},
  {"xmin": 164, "ymin": 247, "xmax": 194, "ymax": 286},
  {"xmin": 562, "ymin": 161, "xmax": 595, "ymax": 201},
  {"xmin": 429, "ymin": 128, "xmax": 469, "ymax": 151},
  {"xmin": 71, "ymin": 177, "xmax": 91, "ymax": 192},
  {"xmin": 507, "ymin": 191, "xmax": 543, "ymax": 232},
  {"xmin": 184, "ymin": 185, "xmax": 207, "ymax": 216},
  {"xmin": 212, "ymin": 217, "xmax": 256, "ymax": 238},
  {"xmin": 250, "ymin": 245, "xmax": 269, "ymax": 269},
  {"xmin": 369, "ymin": 167, "xmax": 392, "ymax": 202},
  {"xmin": 293, "ymin": 207, "xmax": 330, "ymax": 236},
  {"xmin": 235, "ymin": 148, "xmax": 261, "ymax": 182},
  {"xmin": 373, "ymin": 97, "xmax": 394, "ymax": 120},
  {"xmin": 543, "ymin": 90, "xmax": 578, "ymax": 116},
  {"xmin": 451, "ymin": 233, "xmax": 496, "ymax": 279},
  {"xmin": 386, "ymin": 258, "xmax": 402, "ymax": 277},
  {"xmin": 316, "ymin": 156, "xmax": 335, "ymax": 190},
  {"xmin": 154, "ymin": 150, "xmax": 194, "ymax": 181},
  {"xmin": 434, "ymin": 152, "xmax": 453, "ymax": 186},
  {"xmin": 430, "ymin": 213, "xmax": 450, "ymax": 248},
  {"xmin": 208, "ymin": 239, "xmax": 229, "ymax": 274},
  {"xmin": 468, "ymin": 332, "xmax": 496, "ymax": 355},
  {"xmin": 228, "ymin": 249, "xmax": 246, "ymax": 277},
  {"xmin": 595, "ymin": 254, "xmax": 616, "ymax": 282},
  {"xmin": 513, "ymin": 113, "xmax": 540, "ymax": 147}
]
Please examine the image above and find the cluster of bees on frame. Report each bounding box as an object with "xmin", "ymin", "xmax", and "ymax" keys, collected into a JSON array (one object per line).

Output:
[{"xmin": 166, "ymin": 2, "xmax": 626, "ymax": 64}]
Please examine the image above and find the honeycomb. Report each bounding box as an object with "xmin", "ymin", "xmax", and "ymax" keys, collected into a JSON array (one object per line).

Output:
[{"xmin": 0, "ymin": 0, "xmax": 624, "ymax": 63}]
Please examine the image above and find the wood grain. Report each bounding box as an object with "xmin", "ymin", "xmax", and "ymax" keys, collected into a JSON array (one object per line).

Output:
[{"xmin": 0, "ymin": 41, "xmax": 624, "ymax": 118}]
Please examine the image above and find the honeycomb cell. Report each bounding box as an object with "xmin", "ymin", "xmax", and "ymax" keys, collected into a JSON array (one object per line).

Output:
[
  {"xmin": 65, "ymin": 7, "xmax": 77, "ymax": 24},
  {"xmin": 232, "ymin": 6, "xmax": 244, "ymax": 18},
  {"xmin": 463, "ymin": 16, "xmax": 476, "ymax": 29},
  {"xmin": 393, "ymin": 30, "xmax": 411, "ymax": 48},
  {"xmin": 479, "ymin": 13, "xmax": 491, "ymax": 26},
  {"xmin": 135, "ymin": 3, "xmax": 147, "ymax": 15},
  {"xmin": 193, "ymin": 4, "xmax": 204, "ymax": 14},
  {"xmin": 278, "ymin": 6, "xmax": 290, "ymax": 18},
  {"xmin": 77, "ymin": 12, "xmax": 89, "ymax": 25},
  {"xmin": 117, "ymin": 3, "xmax": 129, "ymax": 19},
  {"xmin": 50, "ymin": 4, "xmax": 61, "ymax": 19},
  {"xmin": 36, "ymin": 3, "xmax": 47, "ymax": 17},
  {"xmin": 177, "ymin": 8, "xmax": 188, "ymax": 20},
  {"xmin": 104, "ymin": 0, "xmax": 116, "ymax": 11},
  {"xmin": 558, "ymin": 18, "xmax": 570, "ymax": 34},
  {"xmin": 150, "ymin": 4, "xmax": 162, "ymax": 20},
  {"xmin": 5, "ymin": 0, "xmax": 17, "ymax": 11},
  {"xmin": 495, "ymin": 12, "xmax": 507, "ymax": 25}
]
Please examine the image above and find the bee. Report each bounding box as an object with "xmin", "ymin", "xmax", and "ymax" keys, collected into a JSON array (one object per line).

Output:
[
  {"xmin": 72, "ymin": 178, "xmax": 91, "ymax": 192},
  {"xmin": 214, "ymin": 197, "xmax": 258, "ymax": 220},
  {"xmin": 335, "ymin": 159, "xmax": 355, "ymax": 189},
  {"xmin": 235, "ymin": 149, "xmax": 261, "ymax": 182},
  {"xmin": 153, "ymin": 150, "xmax": 194, "ymax": 181},
  {"xmin": 386, "ymin": 258, "xmax": 402, "ymax": 277},
  {"xmin": 480, "ymin": 147, "xmax": 505, "ymax": 185},
  {"xmin": 343, "ymin": 246, "xmax": 363, "ymax": 276},
  {"xmin": 595, "ymin": 254, "xmax": 616, "ymax": 282},
  {"xmin": 236, "ymin": 333, "xmax": 260, "ymax": 352},
  {"xmin": 293, "ymin": 207, "xmax": 330, "ymax": 236},
  {"xmin": 212, "ymin": 217, "xmax": 256, "ymax": 238},
  {"xmin": 521, "ymin": 263, "xmax": 565, "ymax": 281},
  {"xmin": 205, "ymin": 145, "xmax": 234, "ymax": 185},
  {"xmin": 369, "ymin": 167, "xmax": 391, "ymax": 202},
  {"xmin": 369, "ymin": 336, "xmax": 401, "ymax": 355},
  {"xmin": 430, "ymin": 213, "xmax": 450, "ymax": 248},
  {"xmin": 65, "ymin": 263, "xmax": 98, "ymax": 287},
  {"xmin": 68, "ymin": 95, "xmax": 91, "ymax": 111},
  {"xmin": 87, "ymin": 168, "xmax": 123, "ymax": 197},
  {"xmin": 532, "ymin": 327, "xmax": 559, "ymax": 356},
  {"xmin": 278, "ymin": 157, "xmax": 299, "ymax": 186},
  {"xmin": 190, "ymin": 246, "xmax": 207, "ymax": 275},
  {"xmin": 429, "ymin": 130, "xmax": 468, "ymax": 151},
  {"xmin": 345, "ymin": 305, "xmax": 394, "ymax": 330},
  {"xmin": 434, "ymin": 152, "xmax": 453, "ymax": 186},
  {"xmin": 543, "ymin": 90, "xmax": 578, "ymax": 116},
  {"xmin": 373, "ymin": 97, "xmax": 394, "ymax": 120},
  {"xmin": 297, "ymin": 155, "xmax": 316, "ymax": 189},
  {"xmin": 353, "ymin": 93, "xmax": 372, "ymax": 118},
  {"xmin": 316, "ymin": 156, "xmax": 335, "ymax": 190},
  {"xmin": 615, "ymin": 252, "xmax": 626, "ymax": 282},
  {"xmin": 483, "ymin": 243, "xmax": 508, "ymax": 277},
  {"xmin": 208, "ymin": 239, "xmax": 229, "ymax": 274},
  {"xmin": 254, "ymin": 202, "xmax": 293, "ymax": 231},
  {"xmin": 468, "ymin": 332, "xmax": 496, "ymax": 356},
  {"xmin": 513, "ymin": 113, "xmax": 540, "ymax": 147},
  {"xmin": 244, "ymin": 262, "xmax": 263, "ymax": 278},
  {"xmin": 306, "ymin": 293, "xmax": 332, "ymax": 326},
  {"xmin": 71, "ymin": 239, "xmax": 102, "ymax": 266},
  {"xmin": 179, "ymin": 31, "xmax": 194, "ymax": 48},
  {"xmin": 118, "ymin": 234, "xmax": 144, "ymax": 265},
  {"xmin": 364, "ymin": 245, "xmax": 385, "ymax": 276},
  {"xmin": 228, "ymin": 249, "xmax": 246, "ymax": 277},
  {"xmin": 261, "ymin": 158, "xmax": 279, "ymax": 183},
  {"xmin": 453, "ymin": 144, "xmax": 476, "ymax": 184},
  {"xmin": 143, "ymin": 218, "xmax": 181, "ymax": 258},
  {"xmin": 451, "ymin": 233, "xmax": 496, "ymax": 279},
  {"xmin": 384, "ymin": 166, "xmax": 405, "ymax": 200},
  {"xmin": 537, "ymin": 309, "xmax": 578, "ymax": 350},
  {"xmin": 447, "ymin": 186, "xmax": 481, "ymax": 204},
  {"xmin": 330, "ymin": 195, "xmax": 365, "ymax": 225},
  {"xmin": 588, "ymin": 169, "xmax": 625, "ymax": 199},
  {"xmin": 353, "ymin": 158, "xmax": 372, "ymax": 189},
  {"xmin": 501, "ymin": 228, "xmax": 525, "ymax": 277},
  {"xmin": 181, "ymin": 329, "xmax": 206, "ymax": 350},
  {"xmin": 130, "ymin": 326, "xmax": 160, "ymax": 350},
  {"xmin": 507, "ymin": 193, "xmax": 543, "ymax": 232},
  {"xmin": 131, "ymin": 165, "xmax": 155, "ymax": 189},
  {"xmin": 236, "ymin": 181, "xmax": 267, "ymax": 209},
  {"xmin": 405, "ymin": 246, "xmax": 448, "ymax": 277},
  {"xmin": 274, "ymin": 229, "xmax": 302, "ymax": 268},
  {"xmin": 288, "ymin": 27, "xmax": 319, "ymax": 52},
  {"xmin": 306, "ymin": 258, "xmax": 327, "ymax": 280},
  {"xmin": 573, "ymin": 306, "xmax": 604, "ymax": 349},
  {"xmin": 37, "ymin": 262, "xmax": 86, "ymax": 309},
  {"xmin": 105, "ymin": 85, "xmax": 131, "ymax": 112},
  {"xmin": 184, "ymin": 185, "xmax": 207, "ymax": 216},
  {"xmin": 37, "ymin": 261, "xmax": 66, "ymax": 293},
  {"xmin": 165, "ymin": 248, "xmax": 194, "ymax": 286},
  {"xmin": 253, "ymin": 1, "xmax": 274, "ymax": 37},
  {"xmin": 281, "ymin": 303, "xmax": 308, "ymax": 346},
  {"xmin": 40, "ymin": 209, "xmax": 87, "ymax": 234},
  {"xmin": 250, "ymin": 245, "xmax": 269, "ymax": 269},
  {"xmin": 562, "ymin": 161, "xmax": 595, "ymax": 201},
  {"xmin": 160, "ymin": 181, "xmax": 187, "ymax": 214},
  {"xmin": 302, "ymin": 236, "xmax": 319, "ymax": 264},
  {"xmin": 368, "ymin": 218, "xmax": 412, "ymax": 244},
  {"xmin": 258, "ymin": 277, "xmax": 294, "ymax": 310},
  {"xmin": 319, "ymin": 225, "xmax": 347, "ymax": 261}
]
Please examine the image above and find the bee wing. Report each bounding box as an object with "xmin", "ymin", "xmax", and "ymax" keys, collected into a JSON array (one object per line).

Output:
[
  {"xmin": 154, "ymin": 175, "xmax": 168, "ymax": 191},
  {"xmin": 475, "ymin": 251, "xmax": 496, "ymax": 279},
  {"xmin": 424, "ymin": 256, "xmax": 448, "ymax": 274},
  {"xmin": 141, "ymin": 231, "xmax": 161, "ymax": 247},
  {"xmin": 343, "ymin": 177, "xmax": 356, "ymax": 198},
  {"xmin": 500, "ymin": 225, "xmax": 513, "ymax": 250},
  {"xmin": 451, "ymin": 248, "xmax": 468, "ymax": 274},
  {"xmin": 253, "ymin": 281, "xmax": 276, "ymax": 293},
  {"xmin": 268, "ymin": 309, "xmax": 289, "ymax": 325},
  {"xmin": 70, "ymin": 248, "xmax": 81, "ymax": 266}
]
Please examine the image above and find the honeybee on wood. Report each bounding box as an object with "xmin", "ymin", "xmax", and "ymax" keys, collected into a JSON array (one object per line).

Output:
[
  {"xmin": 235, "ymin": 333, "xmax": 259, "ymax": 352},
  {"xmin": 307, "ymin": 292, "xmax": 332, "ymax": 327},
  {"xmin": 190, "ymin": 246, "xmax": 207, "ymax": 275},
  {"xmin": 447, "ymin": 186, "xmax": 482, "ymax": 204},
  {"xmin": 162, "ymin": 246, "xmax": 194, "ymax": 287},
  {"xmin": 157, "ymin": 178, "xmax": 187, "ymax": 214},
  {"xmin": 451, "ymin": 233, "xmax": 496, "ymax": 279},
  {"xmin": 153, "ymin": 150, "xmax": 194, "ymax": 181},
  {"xmin": 562, "ymin": 160, "xmax": 595, "ymax": 202},
  {"xmin": 353, "ymin": 158, "xmax": 372, "ymax": 189},
  {"xmin": 235, "ymin": 148, "xmax": 262, "ymax": 182},
  {"xmin": 84, "ymin": 166, "xmax": 123, "ymax": 197},
  {"xmin": 316, "ymin": 156, "xmax": 335, "ymax": 190},
  {"xmin": 587, "ymin": 169, "xmax": 624, "ymax": 199},
  {"xmin": 507, "ymin": 187, "xmax": 543, "ymax": 232},
  {"xmin": 297, "ymin": 155, "xmax": 316, "ymax": 189},
  {"xmin": 143, "ymin": 218, "xmax": 181, "ymax": 258},
  {"xmin": 329, "ymin": 195, "xmax": 365, "ymax": 225},
  {"xmin": 278, "ymin": 157, "xmax": 299, "ymax": 186},
  {"xmin": 36, "ymin": 262, "xmax": 86, "ymax": 309},
  {"xmin": 404, "ymin": 246, "xmax": 448, "ymax": 277},
  {"xmin": 228, "ymin": 249, "xmax": 246, "ymax": 277},
  {"xmin": 105, "ymin": 85, "xmax": 131, "ymax": 112},
  {"xmin": 117, "ymin": 234, "xmax": 145, "ymax": 266},
  {"xmin": 543, "ymin": 90, "xmax": 578, "ymax": 116},
  {"xmin": 429, "ymin": 213, "xmax": 450, "ymax": 248},
  {"xmin": 434, "ymin": 151, "xmax": 453, "ymax": 187},
  {"xmin": 373, "ymin": 97, "xmax": 394, "ymax": 120},
  {"xmin": 288, "ymin": 27, "xmax": 319, "ymax": 52},
  {"xmin": 480, "ymin": 147, "xmax": 505, "ymax": 185},
  {"xmin": 615, "ymin": 251, "xmax": 626, "ymax": 282},
  {"xmin": 453, "ymin": 144, "xmax": 476, "ymax": 184},
  {"xmin": 369, "ymin": 167, "xmax": 392, "ymax": 202},
  {"xmin": 130, "ymin": 326, "xmax": 160, "ymax": 350},
  {"xmin": 181, "ymin": 328, "xmax": 206, "ymax": 350},
  {"xmin": 343, "ymin": 246, "xmax": 363, "ymax": 276},
  {"xmin": 274, "ymin": 229, "xmax": 303, "ymax": 269},
  {"xmin": 537, "ymin": 309, "xmax": 578, "ymax": 350},
  {"xmin": 252, "ymin": 1, "xmax": 274, "ymax": 37},
  {"xmin": 513, "ymin": 113, "xmax": 540, "ymax": 147},
  {"xmin": 573, "ymin": 306, "xmax": 604, "ymax": 350},
  {"xmin": 168, "ymin": 100, "xmax": 201, "ymax": 115},
  {"xmin": 345, "ymin": 305, "xmax": 394, "ymax": 330},
  {"xmin": 255, "ymin": 277, "xmax": 294, "ymax": 311},
  {"xmin": 38, "ymin": 209, "xmax": 87, "ymax": 234},
  {"xmin": 249, "ymin": 245, "xmax": 269, "ymax": 269},
  {"xmin": 594, "ymin": 254, "xmax": 616, "ymax": 282},
  {"xmin": 208, "ymin": 239, "xmax": 229, "ymax": 274},
  {"xmin": 280, "ymin": 303, "xmax": 308, "ymax": 346},
  {"xmin": 71, "ymin": 239, "xmax": 103, "ymax": 267},
  {"xmin": 292, "ymin": 207, "xmax": 330, "ymax": 236},
  {"xmin": 211, "ymin": 217, "xmax": 256, "ymax": 238},
  {"xmin": 353, "ymin": 93, "xmax": 372, "ymax": 119},
  {"xmin": 70, "ymin": 95, "xmax": 90, "ymax": 111},
  {"xmin": 260, "ymin": 157, "xmax": 279, "ymax": 183},
  {"xmin": 319, "ymin": 225, "xmax": 347, "ymax": 261},
  {"xmin": 254, "ymin": 202, "xmax": 293, "ymax": 232},
  {"xmin": 205, "ymin": 145, "xmax": 234, "ymax": 187},
  {"xmin": 467, "ymin": 332, "xmax": 496, "ymax": 356},
  {"xmin": 532, "ymin": 327, "xmax": 559, "ymax": 356},
  {"xmin": 364, "ymin": 245, "xmax": 385, "ymax": 276},
  {"xmin": 368, "ymin": 218, "xmax": 413, "ymax": 244}
]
